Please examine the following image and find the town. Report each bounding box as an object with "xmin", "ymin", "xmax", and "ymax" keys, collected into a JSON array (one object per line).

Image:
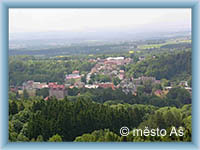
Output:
[{"xmin": 10, "ymin": 56, "xmax": 192, "ymax": 100}]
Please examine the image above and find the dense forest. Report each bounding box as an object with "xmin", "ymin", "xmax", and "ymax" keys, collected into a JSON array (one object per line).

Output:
[
  {"xmin": 9, "ymin": 96, "xmax": 191, "ymax": 142},
  {"xmin": 126, "ymin": 51, "xmax": 191, "ymax": 81}
]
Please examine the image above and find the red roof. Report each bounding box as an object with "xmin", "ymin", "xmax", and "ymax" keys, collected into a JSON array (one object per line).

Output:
[
  {"xmin": 48, "ymin": 82, "xmax": 57, "ymax": 87},
  {"xmin": 98, "ymin": 83, "xmax": 115, "ymax": 90},
  {"xmin": 49, "ymin": 84, "xmax": 65, "ymax": 89},
  {"xmin": 154, "ymin": 90, "xmax": 162, "ymax": 95},
  {"xmin": 44, "ymin": 96, "xmax": 49, "ymax": 101}
]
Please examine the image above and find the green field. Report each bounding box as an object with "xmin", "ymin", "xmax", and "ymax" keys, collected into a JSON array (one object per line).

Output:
[{"xmin": 138, "ymin": 40, "xmax": 191, "ymax": 49}]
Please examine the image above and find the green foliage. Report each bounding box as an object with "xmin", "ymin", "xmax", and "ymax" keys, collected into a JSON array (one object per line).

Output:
[
  {"xmin": 9, "ymin": 57, "xmax": 95, "ymax": 86},
  {"xmin": 36, "ymin": 135, "xmax": 44, "ymax": 142},
  {"xmin": 74, "ymin": 129, "xmax": 120, "ymax": 142},
  {"xmin": 9, "ymin": 91, "xmax": 17, "ymax": 100},
  {"xmin": 17, "ymin": 133, "xmax": 29, "ymax": 141},
  {"xmin": 90, "ymin": 73, "xmax": 111, "ymax": 83},
  {"xmin": 9, "ymin": 94, "xmax": 191, "ymax": 142},
  {"xmin": 166, "ymin": 88, "xmax": 191, "ymax": 106},
  {"xmin": 9, "ymin": 101, "xmax": 18, "ymax": 115},
  {"xmin": 127, "ymin": 51, "xmax": 191, "ymax": 81},
  {"xmin": 9, "ymin": 97, "xmax": 158, "ymax": 141},
  {"xmin": 22, "ymin": 89, "xmax": 29, "ymax": 100},
  {"xmin": 48, "ymin": 134, "xmax": 62, "ymax": 142},
  {"xmin": 112, "ymin": 77, "xmax": 121, "ymax": 86},
  {"xmin": 74, "ymin": 103, "xmax": 191, "ymax": 142}
]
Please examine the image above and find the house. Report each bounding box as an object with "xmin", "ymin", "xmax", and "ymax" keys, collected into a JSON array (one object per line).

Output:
[
  {"xmin": 74, "ymin": 82, "xmax": 85, "ymax": 88},
  {"xmin": 139, "ymin": 76, "xmax": 156, "ymax": 82},
  {"xmin": 49, "ymin": 84, "xmax": 67, "ymax": 100},
  {"xmin": 10, "ymin": 86, "xmax": 18, "ymax": 93},
  {"xmin": 23, "ymin": 80, "xmax": 48, "ymax": 90},
  {"xmin": 85, "ymin": 84, "xmax": 99, "ymax": 89},
  {"xmin": 98, "ymin": 82, "xmax": 115, "ymax": 90},
  {"xmin": 120, "ymin": 79, "xmax": 137, "ymax": 95},
  {"xmin": 65, "ymin": 73, "xmax": 81, "ymax": 83},
  {"xmin": 22, "ymin": 80, "xmax": 46, "ymax": 97},
  {"xmin": 105, "ymin": 57, "xmax": 125, "ymax": 66}
]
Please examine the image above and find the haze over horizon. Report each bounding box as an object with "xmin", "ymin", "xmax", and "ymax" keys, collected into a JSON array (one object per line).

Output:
[{"xmin": 9, "ymin": 8, "xmax": 191, "ymax": 41}]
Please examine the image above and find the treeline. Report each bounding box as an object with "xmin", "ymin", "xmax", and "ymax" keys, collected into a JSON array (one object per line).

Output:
[
  {"xmin": 160, "ymin": 43, "xmax": 191, "ymax": 49},
  {"xmin": 9, "ymin": 42, "xmax": 133, "ymax": 56},
  {"xmin": 9, "ymin": 96, "xmax": 191, "ymax": 142},
  {"xmin": 67, "ymin": 86, "xmax": 191, "ymax": 108},
  {"xmin": 126, "ymin": 51, "xmax": 191, "ymax": 81}
]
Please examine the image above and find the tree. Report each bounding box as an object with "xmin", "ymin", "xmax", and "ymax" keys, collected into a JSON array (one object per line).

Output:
[
  {"xmin": 9, "ymin": 91, "xmax": 17, "ymax": 100},
  {"xmin": 22, "ymin": 89, "xmax": 29, "ymax": 100},
  {"xmin": 188, "ymin": 76, "xmax": 192, "ymax": 87},
  {"xmin": 48, "ymin": 134, "xmax": 62, "ymax": 142},
  {"xmin": 36, "ymin": 135, "xmax": 44, "ymax": 142},
  {"xmin": 112, "ymin": 77, "xmax": 121, "ymax": 86},
  {"xmin": 74, "ymin": 129, "xmax": 120, "ymax": 142},
  {"xmin": 143, "ymin": 80, "xmax": 153, "ymax": 94},
  {"xmin": 17, "ymin": 133, "xmax": 29, "ymax": 141},
  {"xmin": 161, "ymin": 78, "xmax": 170, "ymax": 87},
  {"xmin": 166, "ymin": 88, "xmax": 191, "ymax": 106},
  {"xmin": 81, "ymin": 75, "xmax": 86, "ymax": 83},
  {"xmin": 9, "ymin": 101, "xmax": 18, "ymax": 115},
  {"xmin": 18, "ymin": 103, "xmax": 25, "ymax": 111}
]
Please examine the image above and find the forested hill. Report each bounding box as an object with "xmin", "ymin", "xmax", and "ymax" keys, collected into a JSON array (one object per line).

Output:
[{"xmin": 127, "ymin": 51, "xmax": 191, "ymax": 81}]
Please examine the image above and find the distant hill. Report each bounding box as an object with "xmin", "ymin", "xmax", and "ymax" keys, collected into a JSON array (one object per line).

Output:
[{"xmin": 9, "ymin": 30, "xmax": 191, "ymax": 56}]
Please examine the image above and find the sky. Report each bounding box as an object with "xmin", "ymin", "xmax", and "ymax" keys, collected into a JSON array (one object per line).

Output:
[{"xmin": 9, "ymin": 8, "xmax": 191, "ymax": 33}]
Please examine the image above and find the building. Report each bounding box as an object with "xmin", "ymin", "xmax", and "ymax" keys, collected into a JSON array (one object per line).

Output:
[
  {"xmin": 22, "ymin": 80, "xmax": 48, "ymax": 97},
  {"xmin": 120, "ymin": 79, "xmax": 137, "ymax": 95},
  {"xmin": 49, "ymin": 84, "xmax": 67, "ymax": 100},
  {"xmin": 154, "ymin": 89, "xmax": 169, "ymax": 98},
  {"xmin": 23, "ymin": 80, "xmax": 48, "ymax": 90},
  {"xmin": 65, "ymin": 73, "xmax": 81, "ymax": 84},
  {"xmin": 138, "ymin": 76, "xmax": 156, "ymax": 82},
  {"xmin": 105, "ymin": 57, "xmax": 125, "ymax": 66},
  {"xmin": 85, "ymin": 84, "xmax": 99, "ymax": 89},
  {"xmin": 98, "ymin": 82, "xmax": 115, "ymax": 90},
  {"xmin": 74, "ymin": 82, "xmax": 85, "ymax": 88}
]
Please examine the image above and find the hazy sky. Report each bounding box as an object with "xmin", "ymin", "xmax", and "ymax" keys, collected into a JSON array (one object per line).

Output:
[{"xmin": 9, "ymin": 8, "xmax": 191, "ymax": 33}]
